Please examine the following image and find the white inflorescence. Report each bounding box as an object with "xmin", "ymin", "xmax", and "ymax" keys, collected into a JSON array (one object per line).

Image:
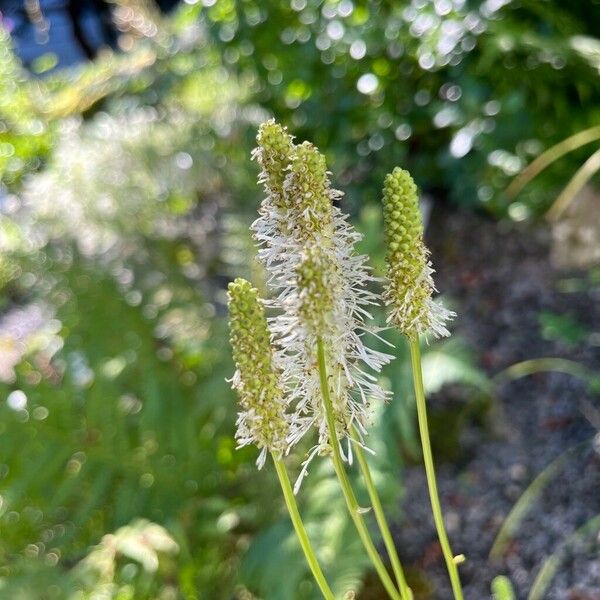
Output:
[{"xmin": 251, "ymin": 120, "xmax": 392, "ymax": 490}]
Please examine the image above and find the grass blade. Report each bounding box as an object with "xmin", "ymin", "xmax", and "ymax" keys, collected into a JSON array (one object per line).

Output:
[
  {"xmin": 506, "ymin": 126, "xmax": 600, "ymax": 199},
  {"xmin": 489, "ymin": 440, "xmax": 591, "ymax": 560},
  {"xmin": 545, "ymin": 147, "xmax": 600, "ymax": 221},
  {"xmin": 528, "ymin": 514, "xmax": 600, "ymax": 600}
]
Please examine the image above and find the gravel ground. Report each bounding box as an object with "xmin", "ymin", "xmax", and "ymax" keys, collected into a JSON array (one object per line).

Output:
[{"xmin": 392, "ymin": 209, "xmax": 600, "ymax": 600}]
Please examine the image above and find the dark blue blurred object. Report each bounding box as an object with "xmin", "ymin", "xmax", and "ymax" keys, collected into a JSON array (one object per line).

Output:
[
  {"xmin": 0, "ymin": 0, "xmax": 115, "ymax": 70},
  {"xmin": 0, "ymin": 0, "xmax": 180, "ymax": 72}
]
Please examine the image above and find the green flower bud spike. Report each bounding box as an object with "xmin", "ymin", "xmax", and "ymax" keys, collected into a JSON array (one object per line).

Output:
[
  {"xmin": 252, "ymin": 119, "xmax": 295, "ymax": 210},
  {"xmin": 296, "ymin": 245, "xmax": 336, "ymax": 335},
  {"xmin": 382, "ymin": 168, "xmax": 464, "ymax": 600},
  {"xmin": 228, "ymin": 278, "xmax": 335, "ymax": 600},
  {"xmin": 228, "ymin": 278, "xmax": 288, "ymax": 467},
  {"xmin": 286, "ymin": 141, "xmax": 335, "ymax": 241},
  {"xmin": 382, "ymin": 167, "xmax": 453, "ymax": 339}
]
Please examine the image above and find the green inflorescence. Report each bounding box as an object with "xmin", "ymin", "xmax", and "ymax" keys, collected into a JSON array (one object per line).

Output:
[
  {"xmin": 227, "ymin": 278, "xmax": 288, "ymax": 455},
  {"xmin": 287, "ymin": 142, "xmax": 334, "ymax": 239},
  {"xmin": 296, "ymin": 246, "xmax": 337, "ymax": 335},
  {"xmin": 254, "ymin": 119, "xmax": 295, "ymax": 209},
  {"xmin": 382, "ymin": 167, "xmax": 433, "ymax": 338}
]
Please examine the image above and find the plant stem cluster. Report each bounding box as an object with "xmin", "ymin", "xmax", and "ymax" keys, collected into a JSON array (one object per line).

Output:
[{"xmin": 228, "ymin": 120, "xmax": 464, "ymax": 600}]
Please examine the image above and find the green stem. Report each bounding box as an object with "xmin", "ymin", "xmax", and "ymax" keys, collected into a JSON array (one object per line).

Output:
[
  {"xmin": 409, "ymin": 339, "xmax": 464, "ymax": 600},
  {"xmin": 272, "ymin": 454, "xmax": 335, "ymax": 600},
  {"xmin": 317, "ymin": 337, "xmax": 401, "ymax": 600},
  {"xmin": 351, "ymin": 426, "xmax": 412, "ymax": 600}
]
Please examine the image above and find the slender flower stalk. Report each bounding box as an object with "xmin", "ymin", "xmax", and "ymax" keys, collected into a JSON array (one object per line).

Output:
[
  {"xmin": 382, "ymin": 168, "xmax": 464, "ymax": 600},
  {"xmin": 317, "ymin": 338, "xmax": 402, "ymax": 600},
  {"xmin": 350, "ymin": 425, "xmax": 412, "ymax": 600},
  {"xmin": 410, "ymin": 340, "xmax": 463, "ymax": 600},
  {"xmin": 272, "ymin": 455, "xmax": 335, "ymax": 600},
  {"xmin": 227, "ymin": 278, "xmax": 334, "ymax": 600}
]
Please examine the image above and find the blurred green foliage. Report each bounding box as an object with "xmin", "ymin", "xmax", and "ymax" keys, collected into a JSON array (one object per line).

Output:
[
  {"xmin": 197, "ymin": 0, "xmax": 600, "ymax": 217},
  {"xmin": 0, "ymin": 27, "xmax": 52, "ymax": 187},
  {"xmin": 538, "ymin": 310, "xmax": 588, "ymax": 346},
  {"xmin": 0, "ymin": 0, "xmax": 595, "ymax": 597}
]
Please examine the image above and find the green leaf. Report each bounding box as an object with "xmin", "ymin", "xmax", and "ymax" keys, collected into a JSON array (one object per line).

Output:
[{"xmin": 421, "ymin": 341, "xmax": 492, "ymax": 395}]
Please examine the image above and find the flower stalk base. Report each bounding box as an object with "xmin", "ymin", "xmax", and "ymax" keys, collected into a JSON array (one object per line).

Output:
[
  {"xmin": 317, "ymin": 337, "xmax": 402, "ymax": 600},
  {"xmin": 409, "ymin": 339, "xmax": 464, "ymax": 600},
  {"xmin": 272, "ymin": 454, "xmax": 335, "ymax": 600}
]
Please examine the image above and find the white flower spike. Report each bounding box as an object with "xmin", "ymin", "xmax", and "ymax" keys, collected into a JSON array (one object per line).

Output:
[{"xmin": 252, "ymin": 121, "xmax": 392, "ymax": 489}]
